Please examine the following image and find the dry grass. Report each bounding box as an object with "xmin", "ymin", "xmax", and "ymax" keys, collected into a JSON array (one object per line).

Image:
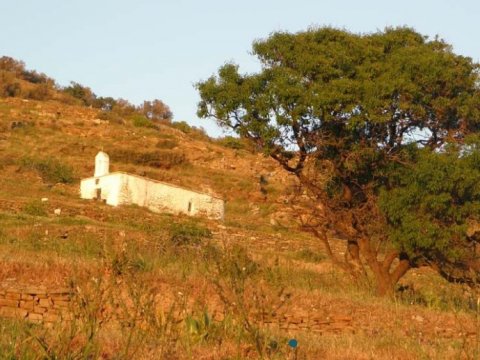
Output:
[{"xmin": 0, "ymin": 97, "xmax": 478, "ymax": 359}]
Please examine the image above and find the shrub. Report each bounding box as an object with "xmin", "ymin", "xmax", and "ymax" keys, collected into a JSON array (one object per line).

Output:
[
  {"xmin": 155, "ymin": 139, "xmax": 178, "ymax": 149},
  {"xmin": 27, "ymin": 83, "xmax": 51, "ymax": 100},
  {"xmin": 22, "ymin": 200, "xmax": 47, "ymax": 217},
  {"xmin": 110, "ymin": 149, "xmax": 187, "ymax": 169},
  {"xmin": 62, "ymin": 81, "xmax": 96, "ymax": 106},
  {"xmin": 132, "ymin": 115, "xmax": 157, "ymax": 129},
  {"xmin": 1, "ymin": 81, "xmax": 21, "ymax": 97},
  {"xmin": 170, "ymin": 121, "xmax": 192, "ymax": 133},
  {"xmin": 20, "ymin": 157, "xmax": 75, "ymax": 184},
  {"xmin": 169, "ymin": 222, "xmax": 212, "ymax": 246},
  {"xmin": 217, "ymin": 136, "xmax": 245, "ymax": 150},
  {"xmin": 97, "ymin": 110, "xmax": 124, "ymax": 124}
]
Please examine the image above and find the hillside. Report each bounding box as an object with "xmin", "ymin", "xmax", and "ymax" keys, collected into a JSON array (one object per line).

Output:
[{"xmin": 0, "ymin": 74, "xmax": 479, "ymax": 358}]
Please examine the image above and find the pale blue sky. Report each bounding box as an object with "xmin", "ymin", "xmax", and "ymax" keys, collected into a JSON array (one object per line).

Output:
[{"xmin": 1, "ymin": 1, "xmax": 479, "ymax": 136}]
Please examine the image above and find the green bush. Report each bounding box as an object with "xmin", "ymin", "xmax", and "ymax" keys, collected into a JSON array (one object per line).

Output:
[
  {"xmin": 169, "ymin": 222, "xmax": 212, "ymax": 246},
  {"xmin": 132, "ymin": 114, "xmax": 157, "ymax": 129},
  {"xmin": 217, "ymin": 136, "xmax": 245, "ymax": 150},
  {"xmin": 22, "ymin": 200, "xmax": 47, "ymax": 217},
  {"xmin": 20, "ymin": 157, "xmax": 75, "ymax": 184},
  {"xmin": 170, "ymin": 121, "xmax": 192, "ymax": 133}
]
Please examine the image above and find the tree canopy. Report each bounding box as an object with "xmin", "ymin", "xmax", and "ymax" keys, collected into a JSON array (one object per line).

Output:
[{"xmin": 197, "ymin": 27, "xmax": 480, "ymax": 295}]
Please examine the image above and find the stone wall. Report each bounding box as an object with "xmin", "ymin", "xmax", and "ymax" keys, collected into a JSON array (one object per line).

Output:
[{"xmin": 0, "ymin": 284, "xmax": 72, "ymax": 323}]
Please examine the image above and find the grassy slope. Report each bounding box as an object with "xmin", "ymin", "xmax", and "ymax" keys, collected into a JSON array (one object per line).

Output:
[{"xmin": 0, "ymin": 97, "xmax": 478, "ymax": 359}]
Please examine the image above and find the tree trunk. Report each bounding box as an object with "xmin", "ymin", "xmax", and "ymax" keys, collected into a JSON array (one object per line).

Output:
[
  {"xmin": 358, "ymin": 239, "xmax": 411, "ymax": 297},
  {"xmin": 375, "ymin": 272, "xmax": 395, "ymax": 297}
]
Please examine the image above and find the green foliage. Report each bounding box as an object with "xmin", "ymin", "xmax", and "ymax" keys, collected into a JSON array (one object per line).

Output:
[
  {"xmin": 197, "ymin": 26, "xmax": 480, "ymax": 185},
  {"xmin": 20, "ymin": 157, "xmax": 75, "ymax": 184},
  {"xmin": 171, "ymin": 120, "xmax": 192, "ymax": 133},
  {"xmin": 197, "ymin": 26, "xmax": 480, "ymax": 288},
  {"xmin": 169, "ymin": 222, "xmax": 212, "ymax": 246},
  {"xmin": 185, "ymin": 311, "xmax": 213, "ymax": 342},
  {"xmin": 22, "ymin": 200, "xmax": 47, "ymax": 217},
  {"xmin": 131, "ymin": 114, "xmax": 157, "ymax": 129},
  {"xmin": 380, "ymin": 141, "xmax": 480, "ymax": 265},
  {"xmin": 217, "ymin": 136, "xmax": 245, "ymax": 150},
  {"xmin": 62, "ymin": 81, "xmax": 97, "ymax": 106}
]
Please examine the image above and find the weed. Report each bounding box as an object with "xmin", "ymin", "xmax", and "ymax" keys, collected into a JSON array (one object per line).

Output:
[
  {"xmin": 156, "ymin": 138, "xmax": 178, "ymax": 149},
  {"xmin": 169, "ymin": 221, "xmax": 212, "ymax": 246},
  {"xmin": 203, "ymin": 243, "xmax": 290, "ymax": 358},
  {"xmin": 19, "ymin": 156, "xmax": 75, "ymax": 184},
  {"xmin": 293, "ymin": 248, "xmax": 327, "ymax": 263},
  {"xmin": 22, "ymin": 199, "xmax": 47, "ymax": 217}
]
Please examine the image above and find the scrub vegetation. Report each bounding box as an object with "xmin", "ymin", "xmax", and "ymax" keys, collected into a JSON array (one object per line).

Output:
[{"xmin": 0, "ymin": 27, "xmax": 479, "ymax": 359}]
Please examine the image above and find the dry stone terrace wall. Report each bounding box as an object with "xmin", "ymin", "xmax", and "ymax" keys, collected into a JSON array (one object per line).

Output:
[{"xmin": 0, "ymin": 284, "xmax": 72, "ymax": 323}]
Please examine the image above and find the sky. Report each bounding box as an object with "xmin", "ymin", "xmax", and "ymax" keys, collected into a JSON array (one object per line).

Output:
[{"xmin": 1, "ymin": 0, "xmax": 479, "ymax": 137}]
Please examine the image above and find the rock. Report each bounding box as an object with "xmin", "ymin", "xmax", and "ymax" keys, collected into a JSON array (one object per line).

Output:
[
  {"xmin": 53, "ymin": 300, "xmax": 70, "ymax": 309},
  {"xmin": 0, "ymin": 307, "xmax": 28, "ymax": 318},
  {"xmin": 93, "ymin": 119, "xmax": 108, "ymax": 125},
  {"xmin": 5, "ymin": 292, "xmax": 21, "ymax": 300},
  {"xmin": 54, "ymin": 208, "xmax": 61, "ymax": 216},
  {"xmin": 28, "ymin": 313, "xmax": 43, "ymax": 321},
  {"xmin": 38, "ymin": 298, "xmax": 52, "ymax": 307},
  {"xmin": 412, "ymin": 315, "xmax": 424, "ymax": 323},
  {"xmin": 19, "ymin": 300, "xmax": 35, "ymax": 311},
  {"xmin": 24, "ymin": 286, "xmax": 47, "ymax": 295},
  {"xmin": 44, "ymin": 313, "xmax": 60, "ymax": 322},
  {"xmin": 0, "ymin": 299, "xmax": 19, "ymax": 307},
  {"xmin": 41, "ymin": 198, "xmax": 48, "ymax": 202},
  {"xmin": 34, "ymin": 306, "xmax": 48, "ymax": 314}
]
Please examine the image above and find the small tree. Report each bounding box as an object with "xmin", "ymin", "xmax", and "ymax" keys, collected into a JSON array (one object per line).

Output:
[
  {"xmin": 140, "ymin": 99, "xmax": 173, "ymax": 121},
  {"xmin": 63, "ymin": 81, "xmax": 97, "ymax": 106},
  {"xmin": 197, "ymin": 27, "xmax": 480, "ymax": 295}
]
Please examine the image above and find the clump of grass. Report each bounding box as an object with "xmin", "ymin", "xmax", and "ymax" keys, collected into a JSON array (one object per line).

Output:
[
  {"xmin": 156, "ymin": 139, "xmax": 178, "ymax": 149},
  {"xmin": 19, "ymin": 157, "xmax": 75, "ymax": 184},
  {"xmin": 111, "ymin": 149, "xmax": 187, "ymax": 169},
  {"xmin": 293, "ymin": 248, "xmax": 327, "ymax": 263},
  {"xmin": 169, "ymin": 221, "xmax": 212, "ymax": 246},
  {"xmin": 22, "ymin": 199, "xmax": 47, "ymax": 217}
]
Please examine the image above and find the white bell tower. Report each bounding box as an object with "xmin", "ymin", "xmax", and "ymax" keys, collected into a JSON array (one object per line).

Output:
[{"xmin": 94, "ymin": 151, "xmax": 110, "ymax": 177}]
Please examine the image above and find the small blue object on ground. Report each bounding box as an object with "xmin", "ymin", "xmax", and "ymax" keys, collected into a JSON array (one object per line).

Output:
[{"xmin": 288, "ymin": 339, "xmax": 298, "ymax": 348}]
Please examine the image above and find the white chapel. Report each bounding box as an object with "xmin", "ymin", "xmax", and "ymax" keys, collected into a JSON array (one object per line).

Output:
[{"xmin": 80, "ymin": 151, "xmax": 224, "ymax": 220}]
